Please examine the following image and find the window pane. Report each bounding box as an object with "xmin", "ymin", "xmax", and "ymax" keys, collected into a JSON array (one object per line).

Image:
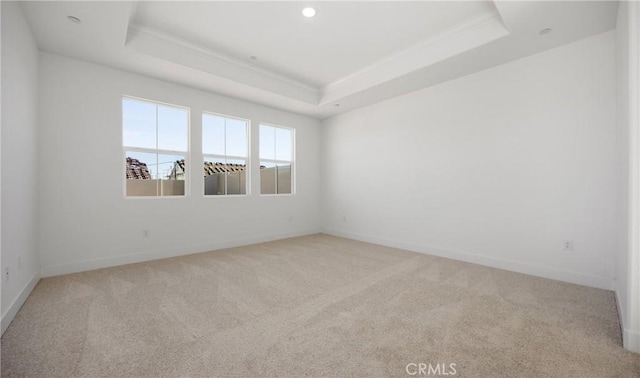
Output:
[
  {"xmin": 275, "ymin": 128, "xmax": 292, "ymax": 161},
  {"xmin": 158, "ymin": 154, "xmax": 185, "ymax": 197},
  {"xmin": 259, "ymin": 124, "xmax": 294, "ymax": 195},
  {"xmin": 123, "ymin": 98, "xmax": 190, "ymax": 198},
  {"xmin": 203, "ymin": 114, "xmax": 249, "ymax": 196},
  {"xmin": 204, "ymin": 157, "xmax": 227, "ymax": 195},
  {"xmin": 203, "ymin": 114, "xmax": 225, "ymax": 155},
  {"xmin": 125, "ymin": 151, "xmax": 158, "ymax": 196},
  {"xmin": 156, "ymin": 154, "xmax": 181, "ymax": 180},
  {"xmin": 277, "ymin": 163, "xmax": 292, "ymax": 194},
  {"xmin": 226, "ymin": 118, "xmax": 248, "ymax": 158},
  {"xmin": 126, "ymin": 151, "xmax": 158, "ymax": 178},
  {"xmin": 157, "ymin": 105, "xmax": 188, "ymax": 152},
  {"xmin": 123, "ymin": 99, "xmax": 156, "ymax": 149},
  {"xmin": 226, "ymin": 158, "xmax": 247, "ymax": 195},
  {"xmin": 260, "ymin": 125, "xmax": 275, "ymax": 160},
  {"xmin": 260, "ymin": 161, "xmax": 276, "ymax": 194}
]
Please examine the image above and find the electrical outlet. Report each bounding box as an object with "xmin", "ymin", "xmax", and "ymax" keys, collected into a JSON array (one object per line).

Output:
[
  {"xmin": 5, "ymin": 266, "xmax": 9, "ymax": 282},
  {"xmin": 563, "ymin": 240, "xmax": 573, "ymax": 251},
  {"xmin": 143, "ymin": 229, "xmax": 150, "ymax": 238}
]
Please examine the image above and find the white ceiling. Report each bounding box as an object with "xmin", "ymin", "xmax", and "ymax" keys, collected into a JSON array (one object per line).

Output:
[
  {"xmin": 19, "ymin": 1, "xmax": 619, "ymax": 119},
  {"xmin": 133, "ymin": 1, "xmax": 494, "ymax": 87}
]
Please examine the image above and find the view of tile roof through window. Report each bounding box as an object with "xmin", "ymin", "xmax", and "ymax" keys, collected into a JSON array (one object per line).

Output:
[
  {"xmin": 125, "ymin": 157, "xmax": 152, "ymax": 179},
  {"xmin": 127, "ymin": 158, "xmax": 272, "ymax": 180},
  {"xmin": 175, "ymin": 160, "xmax": 250, "ymax": 177}
]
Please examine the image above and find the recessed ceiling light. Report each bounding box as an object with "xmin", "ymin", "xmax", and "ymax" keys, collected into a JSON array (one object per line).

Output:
[
  {"xmin": 334, "ymin": 104, "xmax": 340, "ymax": 107},
  {"xmin": 302, "ymin": 7, "xmax": 316, "ymax": 18},
  {"xmin": 249, "ymin": 56, "xmax": 257, "ymax": 61},
  {"xmin": 539, "ymin": 28, "xmax": 552, "ymax": 35},
  {"xmin": 67, "ymin": 15, "xmax": 81, "ymax": 24}
]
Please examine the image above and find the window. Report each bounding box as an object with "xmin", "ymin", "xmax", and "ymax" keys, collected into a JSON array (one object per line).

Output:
[
  {"xmin": 123, "ymin": 97, "xmax": 189, "ymax": 197},
  {"xmin": 202, "ymin": 113, "xmax": 249, "ymax": 195},
  {"xmin": 260, "ymin": 124, "xmax": 294, "ymax": 194}
]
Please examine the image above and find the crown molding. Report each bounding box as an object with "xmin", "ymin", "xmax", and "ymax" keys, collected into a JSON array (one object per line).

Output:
[
  {"xmin": 126, "ymin": 23, "xmax": 321, "ymax": 105},
  {"xmin": 125, "ymin": 9, "xmax": 508, "ymax": 110},
  {"xmin": 320, "ymin": 10, "xmax": 509, "ymax": 105},
  {"xmin": 125, "ymin": 10, "xmax": 508, "ymax": 110}
]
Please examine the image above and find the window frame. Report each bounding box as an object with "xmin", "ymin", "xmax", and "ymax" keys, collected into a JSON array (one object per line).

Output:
[
  {"xmin": 259, "ymin": 123, "xmax": 296, "ymax": 196},
  {"xmin": 122, "ymin": 95, "xmax": 191, "ymax": 199},
  {"xmin": 202, "ymin": 111, "xmax": 251, "ymax": 197}
]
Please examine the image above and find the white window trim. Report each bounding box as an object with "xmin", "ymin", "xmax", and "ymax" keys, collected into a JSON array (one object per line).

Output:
[
  {"xmin": 259, "ymin": 123, "xmax": 296, "ymax": 196},
  {"xmin": 202, "ymin": 111, "xmax": 251, "ymax": 197},
  {"xmin": 122, "ymin": 95, "xmax": 191, "ymax": 199}
]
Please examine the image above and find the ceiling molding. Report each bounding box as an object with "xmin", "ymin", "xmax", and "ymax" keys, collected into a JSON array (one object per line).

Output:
[
  {"xmin": 126, "ymin": 23, "xmax": 321, "ymax": 105},
  {"xmin": 126, "ymin": 10, "xmax": 509, "ymax": 110},
  {"xmin": 21, "ymin": 1, "xmax": 615, "ymax": 119},
  {"xmin": 320, "ymin": 10, "xmax": 510, "ymax": 105}
]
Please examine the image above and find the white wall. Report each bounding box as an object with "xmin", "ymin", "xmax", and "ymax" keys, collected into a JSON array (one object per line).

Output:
[
  {"xmin": 1, "ymin": 2, "xmax": 42, "ymax": 333},
  {"xmin": 322, "ymin": 31, "xmax": 617, "ymax": 291},
  {"xmin": 615, "ymin": 0, "xmax": 630, "ymax": 347},
  {"xmin": 38, "ymin": 52, "xmax": 321, "ymax": 276},
  {"xmin": 615, "ymin": 0, "xmax": 640, "ymax": 354}
]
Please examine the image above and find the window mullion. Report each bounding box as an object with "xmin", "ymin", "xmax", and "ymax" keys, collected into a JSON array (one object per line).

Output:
[
  {"xmin": 224, "ymin": 117, "xmax": 228, "ymax": 195},
  {"xmin": 155, "ymin": 104, "xmax": 160, "ymax": 195},
  {"xmin": 273, "ymin": 128, "xmax": 278, "ymax": 194}
]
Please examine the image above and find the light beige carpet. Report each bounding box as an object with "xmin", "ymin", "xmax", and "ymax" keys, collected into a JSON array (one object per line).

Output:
[{"xmin": 1, "ymin": 234, "xmax": 639, "ymax": 377}]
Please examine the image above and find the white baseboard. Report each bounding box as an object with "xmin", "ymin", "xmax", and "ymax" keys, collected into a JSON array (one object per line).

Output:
[
  {"xmin": 623, "ymin": 329, "xmax": 640, "ymax": 353},
  {"xmin": 323, "ymin": 228, "xmax": 613, "ymax": 291},
  {"xmin": 614, "ymin": 290, "xmax": 626, "ymax": 341},
  {"xmin": 614, "ymin": 291, "xmax": 640, "ymax": 354},
  {"xmin": 1, "ymin": 272, "xmax": 40, "ymax": 335},
  {"xmin": 40, "ymin": 228, "xmax": 321, "ymax": 277}
]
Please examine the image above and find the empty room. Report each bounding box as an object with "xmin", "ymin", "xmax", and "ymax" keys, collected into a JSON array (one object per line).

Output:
[{"xmin": 2, "ymin": 0, "xmax": 640, "ymax": 376}]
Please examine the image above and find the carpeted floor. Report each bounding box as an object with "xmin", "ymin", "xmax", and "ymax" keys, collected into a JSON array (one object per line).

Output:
[{"xmin": 1, "ymin": 234, "xmax": 639, "ymax": 377}]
